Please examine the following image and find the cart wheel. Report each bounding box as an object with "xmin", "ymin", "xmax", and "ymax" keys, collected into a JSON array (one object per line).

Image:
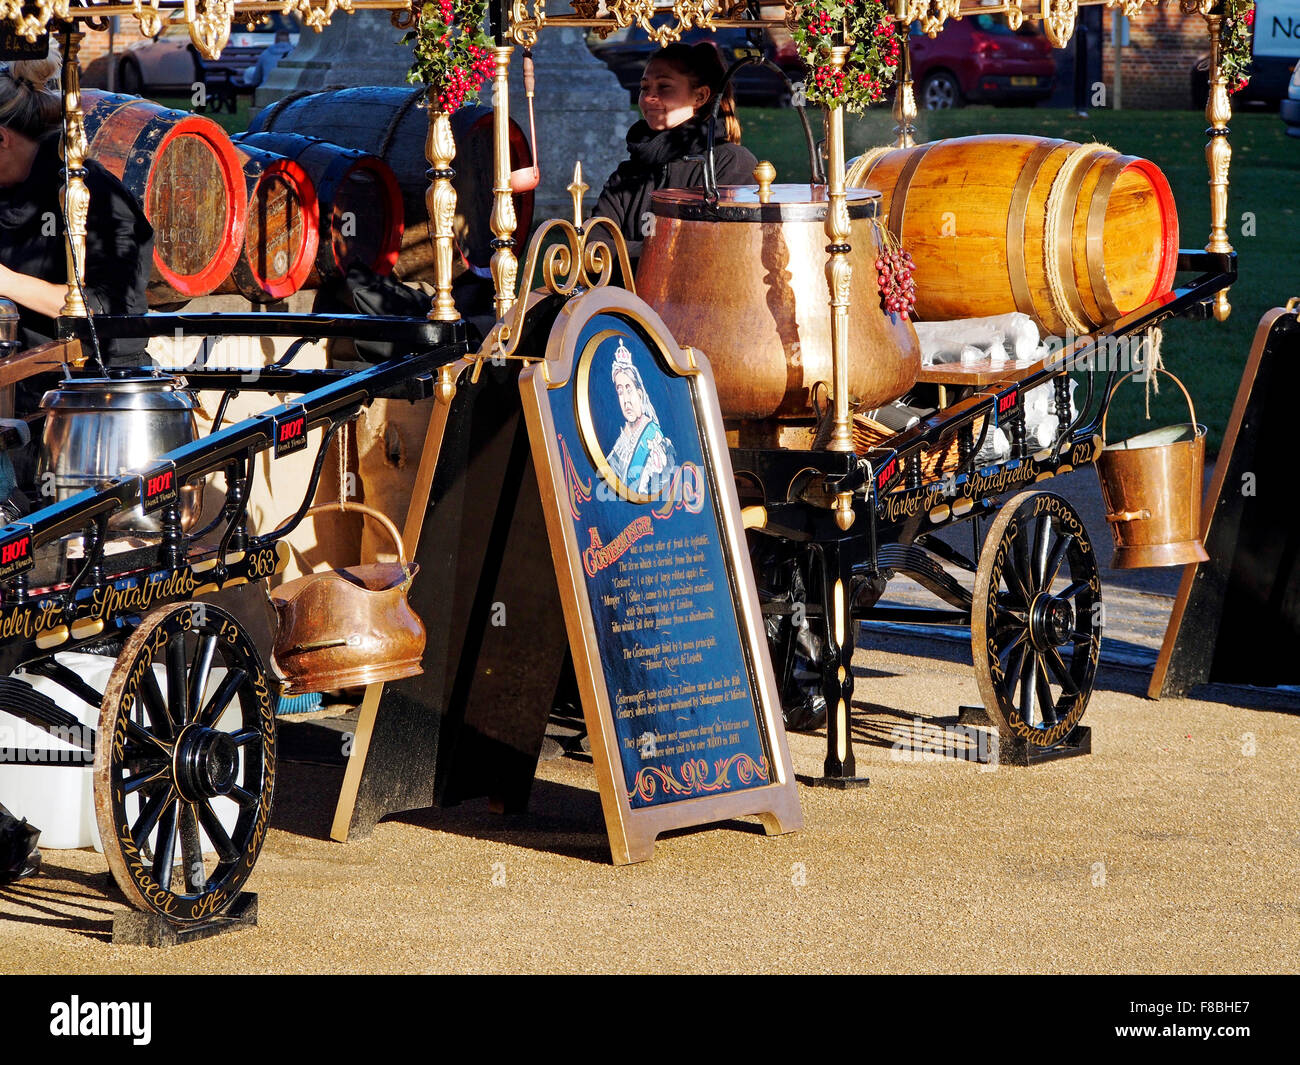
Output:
[
  {"xmin": 971, "ymin": 491, "xmax": 1102, "ymax": 748},
  {"xmin": 95, "ymin": 602, "xmax": 276, "ymax": 923}
]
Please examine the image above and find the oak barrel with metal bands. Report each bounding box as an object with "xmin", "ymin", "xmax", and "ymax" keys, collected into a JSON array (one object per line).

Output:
[
  {"xmin": 246, "ymin": 89, "xmax": 534, "ymax": 283},
  {"xmin": 234, "ymin": 131, "xmax": 403, "ymax": 286},
  {"xmin": 216, "ymin": 143, "xmax": 320, "ymax": 303},
  {"xmin": 82, "ymin": 90, "xmax": 247, "ymax": 305},
  {"xmin": 847, "ymin": 135, "xmax": 1179, "ymax": 336}
]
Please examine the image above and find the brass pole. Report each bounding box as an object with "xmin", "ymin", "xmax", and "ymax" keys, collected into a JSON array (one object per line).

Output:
[
  {"xmin": 824, "ymin": 46, "xmax": 854, "ymax": 457},
  {"xmin": 489, "ymin": 44, "xmax": 519, "ymax": 319},
  {"xmin": 59, "ymin": 29, "xmax": 90, "ymax": 321},
  {"xmin": 426, "ymin": 106, "xmax": 459, "ymax": 322},
  {"xmin": 892, "ymin": 31, "xmax": 916, "ymax": 148},
  {"xmin": 1203, "ymin": 10, "xmax": 1233, "ymax": 321}
]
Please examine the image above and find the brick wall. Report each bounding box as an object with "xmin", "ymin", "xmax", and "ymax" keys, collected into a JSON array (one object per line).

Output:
[{"xmin": 1101, "ymin": 8, "xmax": 1209, "ymax": 110}]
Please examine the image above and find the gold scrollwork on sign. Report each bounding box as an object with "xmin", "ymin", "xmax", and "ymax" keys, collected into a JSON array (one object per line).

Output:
[
  {"xmin": 476, "ymin": 211, "xmax": 635, "ymax": 375},
  {"xmin": 184, "ymin": 0, "xmax": 235, "ymax": 60},
  {"xmin": 1004, "ymin": 0, "xmax": 1025, "ymax": 31},
  {"xmin": 130, "ymin": 0, "xmax": 165, "ymax": 38},
  {"xmin": 892, "ymin": 0, "xmax": 929, "ymax": 24},
  {"xmin": 1041, "ymin": 0, "xmax": 1078, "ymax": 48},
  {"xmin": 510, "ymin": 0, "xmax": 546, "ymax": 47},
  {"xmin": 919, "ymin": 0, "xmax": 961, "ymax": 39},
  {"xmin": 1, "ymin": 0, "xmax": 70, "ymax": 41}
]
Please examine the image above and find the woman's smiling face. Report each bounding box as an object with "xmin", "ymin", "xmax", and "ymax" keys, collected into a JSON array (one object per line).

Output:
[{"xmin": 638, "ymin": 59, "xmax": 709, "ymax": 131}]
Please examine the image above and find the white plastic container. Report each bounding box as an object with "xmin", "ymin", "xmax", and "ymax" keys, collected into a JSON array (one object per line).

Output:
[
  {"xmin": 0, "ymin": 652, "xmax": 113, "ymax": 850},
  {"xmin": 0, "ymin": 651, "xmax": 240, "ymax": 853}
]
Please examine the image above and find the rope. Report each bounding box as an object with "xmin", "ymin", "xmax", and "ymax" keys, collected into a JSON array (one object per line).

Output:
[
  {"xmin": 845, "ymin": 145, "xmax": 893, "ymax": 190},
  {"xmin": 378, "ymin": 86, "xmax": 427, "ymax": 158},
  {"xmin": 260, "ymin": 84, "xmax": 349, "ymax": 132},
  {"xmin": 1143, "ymin": 326, "xmax": 1164, "ymax": 419},
  {"xmin": 1042, "ymin": 142, "xmax": 1111, "ymax": 336}
]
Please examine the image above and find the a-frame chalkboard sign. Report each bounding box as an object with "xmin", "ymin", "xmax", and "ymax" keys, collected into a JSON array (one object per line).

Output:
[
  {"xmin": 1151, "ymin": 303, "xmax": 1300, "ymax": 697},
  {"xmin": 520, "ymin": 284, "xmax": 802, "ymax": 864}
]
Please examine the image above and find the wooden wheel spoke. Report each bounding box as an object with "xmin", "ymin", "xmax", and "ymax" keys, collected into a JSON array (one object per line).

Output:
[
  {"xmin": 1044, "ymin": 645, "xmax": 1078, "ymax": 696},
  {"xmin": 1036, "ymin": 663, "xmax": 1058, "ymax": 724},
  {"xmin": 167, "ymin": 632, "xmax": 189, "ymax": 727},
  {"xmin": 229, "ymin": 728, "xmax": 261, "ymax": 748},
  {"xmin": 196, "ymin": 668, "xmax": 248, "ymax": 729},
  {"xmin": 123, "ymin": 763, "xmax": 170, "ymax": 796},
  {"xmin": 139, "ymin": 668, "xmax": 175, "ymax": 741},
  {"xmin": 188, "ymin": 633, "xmax": 218, "ymax": 723},
  {"xmin": 1044, "ymin": 532, "xmax": 1074, "ymax": 589},
  {"xmin": 1004, "ymin": 639, "xmax": 1030, "ymax": 692},
  {"xmin": 179, "ymin": 804, "xmax": 206, "ymax": 893},
  {"xmin": 1032, "ymin": 514, "xmax": 1051, "ymax": 587},
  {"xmin": 1020, "ymin": 651, "xmax": 1040, "ymax": 725},
  {"xmin": 124, "ymin": 716, "xmax": 169, "ymax": 753},
  {"xmin": 198, "ymin": 801, "xmax": 241, "ymax": 864},
  {"xmin": 131, "ymin": 787, "xmax": 171, "ymax": 850},
  {"xmin": 1061, "ymin": 580, "xmax": 1091, "ymax": 601},
  {"xmin": 1010, "ymin": 530, "xmax": 1034, "ymax": 600},
  {"xmin": 229, "ymin": 784, "xmax": 258, "ymax": 809},
  {"xmin": 151, "ymin": 801, "xmax": 179, "ymax": 890}
]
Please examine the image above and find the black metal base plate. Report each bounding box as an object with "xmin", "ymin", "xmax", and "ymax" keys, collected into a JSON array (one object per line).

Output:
[
  {"xmin": 798, "ymin": 773, "xmax": 871, "ymax": 790},
  {"xmin": 952, "ymin": 706, "xmax": 1092, "ymax": 765},
  {"xmin": 111, "ymin": 892, "xmax": 258, "ymax": 947}
]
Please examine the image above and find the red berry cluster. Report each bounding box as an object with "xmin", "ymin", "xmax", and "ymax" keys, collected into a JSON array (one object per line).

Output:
[
  {"xmin": 875, "ymin": 247, "xmax": 916, "ymax": 320},
  {"xmin": 794, "ymin": 1, "xmax": 903, "ymax": 113},
  {"xmin": 806, "ymin": 9, "xmax": 834, "ymax": 36},
  {"xmin": 407, "ymin": 0, "xmax": 495, "ymax": 113}
]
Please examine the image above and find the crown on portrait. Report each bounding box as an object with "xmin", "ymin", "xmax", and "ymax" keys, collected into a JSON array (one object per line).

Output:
[{"xmin": 613, "ymin": 337, "xmax": 633, "ymax": 368}]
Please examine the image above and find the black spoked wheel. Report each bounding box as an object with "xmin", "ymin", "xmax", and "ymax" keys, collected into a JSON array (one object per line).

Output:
[
  {"xmin": 971, "ymin": 491, "xmax": 1102, "ymax": 749},
  {"xmin": 95, "ymin": 602, "xmax": 276, "ymax": 923}
]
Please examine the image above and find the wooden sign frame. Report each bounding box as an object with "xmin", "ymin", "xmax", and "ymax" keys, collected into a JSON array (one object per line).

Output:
[{"xmin": 520, "ymin": 286, "xmax": 802, "ymax": 865}]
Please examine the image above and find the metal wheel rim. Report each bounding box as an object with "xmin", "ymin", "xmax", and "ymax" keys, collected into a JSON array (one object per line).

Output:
[
  {"xmin": 923, "ymin": 74, "xmax": 957, "ymax": 110},
  {"xmin": 95, "ymin": 602, "xmax": 276, "ymax": 923},
  {"xmin": 971, "ymin": 491, "xmax": 1102, "ymax": 748}
]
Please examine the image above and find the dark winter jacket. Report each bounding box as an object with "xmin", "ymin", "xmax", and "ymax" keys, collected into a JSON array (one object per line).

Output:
[
  {"xmin": 594, "ymin": 116, "xmax": 758, "ymax": 263},
  {"xmin": 0, "ymin": 130, "xmax": 153, "ymax": 359}
]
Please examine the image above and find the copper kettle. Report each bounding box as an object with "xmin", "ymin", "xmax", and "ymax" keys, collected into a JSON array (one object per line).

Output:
[
  {"xmin": 270, "ymin": 501, "xmax": 426, "ymax": 694},
  {"xmin": 637, "ymin": 182, "xmax": 921, "ymax": 424}
]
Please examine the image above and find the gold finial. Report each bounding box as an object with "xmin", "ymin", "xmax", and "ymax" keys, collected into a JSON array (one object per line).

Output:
[
  {"xmin": 754, "ymin": 161, "xmax": 776, "ymax": 204},
  {"xmin": 568, "ymin": 161, "xmax": 589, "ymax": 228}
]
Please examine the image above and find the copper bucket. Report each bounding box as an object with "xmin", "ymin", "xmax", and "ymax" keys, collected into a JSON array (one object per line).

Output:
[
  {"xmin": 270, "ymin": 502, "xmax": 426, "ymax": 694},
  {"xmin": 1096, "ymin": 369, "xmax": 1210, "ymax": 569}
]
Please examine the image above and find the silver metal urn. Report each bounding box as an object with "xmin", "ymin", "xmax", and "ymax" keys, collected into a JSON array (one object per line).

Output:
[{"xmin": 37, "ymin": 375, "xmax": 205, "ymax": 534}]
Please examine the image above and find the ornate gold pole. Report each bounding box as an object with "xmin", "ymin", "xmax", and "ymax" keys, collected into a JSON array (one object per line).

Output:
[
  {"xmin": 892, "ymin": 29, "xmax": 917, "ymax": 149},
  {"xmin": 426, "ymin": 106, "xmax": 459, "ymax": 322},
  {"xmin": 1202, "ymin": 8, "xmax": 1233, "ymax": 321},
  {"xmin": 489, "ymin": 44, "xmax": 518, "ymax": 319},
  {"xmin": 59, "ymin": 30, "xmax": 90, "ymax": 321},
  {"xmin": 824, "ymin": 46, "xmax": 854, "ymax": 459}
]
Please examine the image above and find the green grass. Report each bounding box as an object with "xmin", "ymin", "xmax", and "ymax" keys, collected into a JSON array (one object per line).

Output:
[
  {"xmin": 154, "ymin": 95, "xmax": 254, "ymax": 136},
  {"xmin": 740, "ymin": 106, "xmax": 1300, "ymax": 453}
]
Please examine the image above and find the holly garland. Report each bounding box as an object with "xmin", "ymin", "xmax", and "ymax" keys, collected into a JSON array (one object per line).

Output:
[
  {"xmin": 1220, "ymin": 0, "xmax": 1256, "ymax": 96},
  {"xmin": 790, "ymin": 0, "xmax": 903, "ymax": 113},
  {"xmin": 405, "ymin": 0, "xmax": 495, "ymax": 113}
]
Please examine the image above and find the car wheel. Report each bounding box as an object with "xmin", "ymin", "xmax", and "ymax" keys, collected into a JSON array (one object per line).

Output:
[
  {"xmin": 118, "ymin": 57, "xmax": 143, "ymax": 95},
  {"xmin": 921, "ymin": 70, "xmax": 962, "ymax": 110}
]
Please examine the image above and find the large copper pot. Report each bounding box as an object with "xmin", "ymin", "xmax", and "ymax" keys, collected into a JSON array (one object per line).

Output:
[{"xmin": 636, "ymin": 184, "xmax": 920, "ymax": 423}]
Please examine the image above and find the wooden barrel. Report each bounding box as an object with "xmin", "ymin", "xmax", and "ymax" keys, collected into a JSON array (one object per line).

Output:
[
  {"xmin": 848, "ymin": 135, "xmax": 1179, "ymax": 336},
  {"xmin": 247, "ymin": 89, "xmax": 534, "ymax": 284},
  {"xmin": 217, "ymin": 144, "xmax": 319, "ymax": 303},
  {"xmin": 234, "ymin": 131, "xmax": 403, "ymax": 286},
  {"xmin": 82, "ymin": 90, "xmax": 247, "ymax": 305}
]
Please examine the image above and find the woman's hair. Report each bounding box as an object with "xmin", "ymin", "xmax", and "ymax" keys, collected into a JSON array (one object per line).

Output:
[
  {"xmin": 0, "ymin": 45, "xmax": 62, "ymax": 140},
  {"xmin": 649, "ymin": 42, "xmax": 741, "ymax": 145}
]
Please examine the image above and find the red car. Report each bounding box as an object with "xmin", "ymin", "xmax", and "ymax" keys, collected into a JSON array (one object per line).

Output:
[{"xmin": 910, "ymin": 14, "xmax": 1056, "ymax": 110}]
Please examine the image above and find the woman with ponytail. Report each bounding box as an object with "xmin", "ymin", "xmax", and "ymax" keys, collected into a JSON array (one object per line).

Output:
[
  {"xmin": 594, "ymin": 41, "xmax": 756, "ymax": 263},
  {"xmin": 0, "ymin": 46, "xmax": 152, "ymax": 356}
]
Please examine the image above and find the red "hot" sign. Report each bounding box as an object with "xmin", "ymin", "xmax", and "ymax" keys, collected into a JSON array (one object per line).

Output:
[
  {"xmin": 145, "ymin": 470, "xmax": 174, "ymax": 498},
  {"xmin": 876, "ymin": 457, "xmax": 897, "ymax": 491},
  {"xmin": 279, "ymin": 416, "xmax": 304, "ymax": 443},
  {"xmin": 1, "ymin": 536, "xmax": 30, "ymax": 565},
  {"xmin": 997, "ymin": 390, "xmax": 1018, "ymax": 415}
]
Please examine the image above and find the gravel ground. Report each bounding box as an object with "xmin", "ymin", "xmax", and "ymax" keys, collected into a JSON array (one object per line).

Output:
[{"xmin": 3, "ymin": 633, "xmax": 1296, "ymax": 975}]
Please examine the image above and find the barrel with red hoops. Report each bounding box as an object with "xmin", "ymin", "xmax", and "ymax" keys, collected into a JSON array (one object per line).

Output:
[
  {"xmin": 234, "ymin": 131, "xmax": 404, "ymax": 287},
  {"xmin": 80, "ymin": 90, "xmax": 248, "ymax": 306},
  {"xmin": 217, "ymin": 143, "xmax": 320, "ymax": 303}
]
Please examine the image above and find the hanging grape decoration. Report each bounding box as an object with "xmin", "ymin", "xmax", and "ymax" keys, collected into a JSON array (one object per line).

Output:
[{"xmin": 872, "ymin": 225, "xmax": 916, "ymax": 321}]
